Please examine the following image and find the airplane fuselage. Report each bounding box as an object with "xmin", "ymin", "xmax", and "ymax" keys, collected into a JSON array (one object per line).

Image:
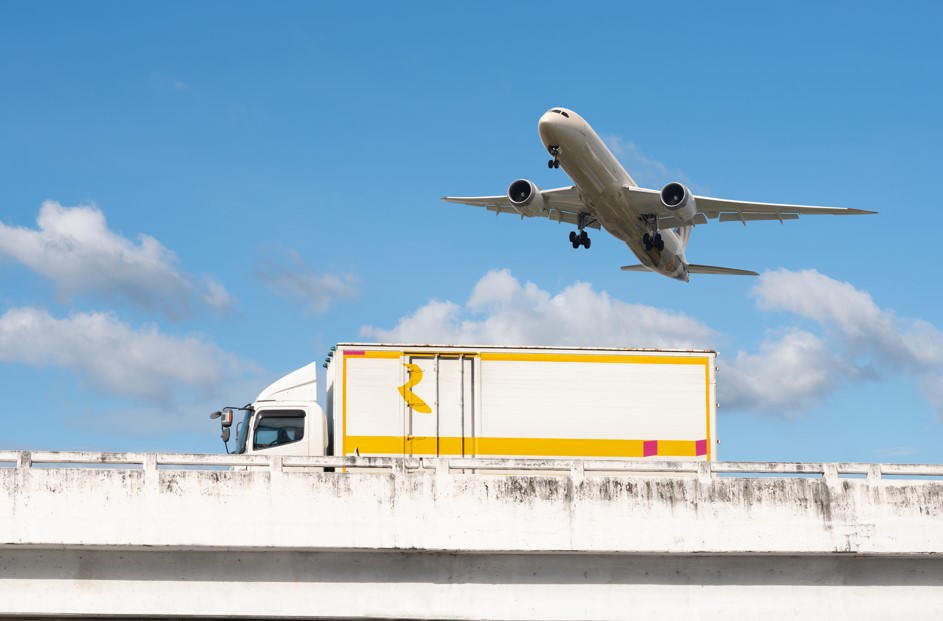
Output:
[{"xmin": 537, "ymin": 108, "xmax": 690, "ymax": 281}]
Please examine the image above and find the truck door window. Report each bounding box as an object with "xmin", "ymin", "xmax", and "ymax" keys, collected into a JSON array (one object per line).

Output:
[{"xmin": 253, "ymin": 410, "xmax": 305, "ymax": 450}]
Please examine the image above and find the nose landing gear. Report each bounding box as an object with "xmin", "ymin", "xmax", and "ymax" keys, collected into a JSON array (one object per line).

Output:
[{"xmin": 547, "ymin": 146, "xmax": 560, "ymax": 169}]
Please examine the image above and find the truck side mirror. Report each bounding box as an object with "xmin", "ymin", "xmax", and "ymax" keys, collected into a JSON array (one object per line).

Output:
[{"xmin": 221, "ymin": 427, "xmax": 231, "ymax": 443}]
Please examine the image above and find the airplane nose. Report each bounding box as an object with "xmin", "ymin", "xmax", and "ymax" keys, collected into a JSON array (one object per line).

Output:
[
  {"xmin": 538, "ymin": 109, "xmax": 562, "ymax": 131},
  {"xmin": 538, "ymin": 109, "xmax": 563, "ymax": 144}
]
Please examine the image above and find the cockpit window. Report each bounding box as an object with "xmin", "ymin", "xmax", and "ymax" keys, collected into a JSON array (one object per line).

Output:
[{"xmin": 550, "ymin": 109, "xmax": 570, "ymax": 118}]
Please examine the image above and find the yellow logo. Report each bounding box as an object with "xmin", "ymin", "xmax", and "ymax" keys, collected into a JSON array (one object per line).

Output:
[{"xmin": 398, "ymin": 363, "xmax": 432, "ymax": 413}]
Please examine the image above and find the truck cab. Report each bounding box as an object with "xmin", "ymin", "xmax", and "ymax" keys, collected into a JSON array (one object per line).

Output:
[{"xmin": 213, "ymin": 362, "xmax": 327, "ymax": 457}]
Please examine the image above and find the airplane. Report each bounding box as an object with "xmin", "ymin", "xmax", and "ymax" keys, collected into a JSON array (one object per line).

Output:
[{"xmin": 443, "ymin": 107, "xmax": 876, "ymax": 281}]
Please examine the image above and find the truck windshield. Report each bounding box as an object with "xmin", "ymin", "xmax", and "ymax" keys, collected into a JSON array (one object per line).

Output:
[{"xmin": 229, "ymin": 410, "xmax": 252, "ymax": 455}]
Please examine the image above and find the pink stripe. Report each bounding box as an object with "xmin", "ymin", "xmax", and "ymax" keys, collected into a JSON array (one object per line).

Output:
[
  {"xmin": 643, "ymin": 440, "xmax": 658, "ymax": 457},
  {"xmin": 695, "ymin": 439, "xmax": 707, "ymax": 456},
  {"xmin": 346, "ymin": 350, "xmax": 366, "ymax": 356}
]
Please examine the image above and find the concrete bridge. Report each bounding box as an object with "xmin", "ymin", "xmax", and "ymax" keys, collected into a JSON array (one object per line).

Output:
[{"xmin": 1, "ymin": 450, "xmax": 942, "ymax": 620}]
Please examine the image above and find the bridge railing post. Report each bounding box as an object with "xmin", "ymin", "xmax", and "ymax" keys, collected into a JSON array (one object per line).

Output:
[
  {"xmin": 16, "ymin": 451, "xmax": 31, "ymax": 470},
  {"xmin": 697, "ymin": 461, "xmax": 712, "ymax": 484},
  {"xmin": 570, "ymin": 460, "xmax": 585, "ymax": 486},
  {"xmin": 436, "ymin": 458, "xmax": 450, "ymax": 476},
  {"xmin": 392, "ymin": 458, "xmax": 407, "ymax": 476},
  {"xmin": 143, "ymin": 453, "xmax": 158, "ymax": 494}
]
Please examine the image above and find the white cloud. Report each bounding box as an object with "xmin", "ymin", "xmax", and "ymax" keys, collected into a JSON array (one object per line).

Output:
[
  {"xmin": 752, "ymin": 269, "xmax": 943, "ymax": 368},
  {"xmin": 0, "ymin": 201, "xmax": 231, "ymax": 319},
  {"xmin": 256, "ymin": 249, "xmax": 359, "ymax": 314},
  {"xmin": 0, "ymin": 307, "xmax": 251, "ymax": 405},
  {"xmin": 360, "ymin": 269, "xmax": 713, "ymax": 348},
  {"xmin": 721, "ymin": 269, "xmax": 943, "ymax": 417},
  {"xmin": 202, "ymin": 278, "xmax": 232, "ymax": 312},
  {"xmin": 719, "ymin": 328, "xmax": 857, "ymax": 416}
]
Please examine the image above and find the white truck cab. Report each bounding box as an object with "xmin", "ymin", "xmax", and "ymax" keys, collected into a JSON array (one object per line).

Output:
[{"xmin": 212, "ymin": 362, "xmax": 327, "ymax": 456}]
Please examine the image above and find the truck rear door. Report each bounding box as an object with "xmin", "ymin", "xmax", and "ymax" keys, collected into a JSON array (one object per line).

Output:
[{"xmin": 402, "ymin": 353, "xmax": 475, "ymax": 458}]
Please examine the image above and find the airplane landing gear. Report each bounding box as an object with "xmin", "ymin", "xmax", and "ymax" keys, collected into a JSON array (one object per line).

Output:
[
  {"xmin": 641, "ymin": 214, "xmax": 665, "ymax": 251},
  {"xmin": 569, "ymin": 213, "xmax": 594, "ymax": 249},
  {"xmin": 569, "ymin": 230, "xmax": 591, "ymax": 249},
  {"xmin": 643, "ymin": 232, "xmax": 664, "ymax": 252},
  {"xmin": 547, "ymin": 146, "xmax": 560, "ymax": 169}
]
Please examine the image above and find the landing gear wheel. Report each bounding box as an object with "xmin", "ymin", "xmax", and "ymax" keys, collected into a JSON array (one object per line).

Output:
[
  {"xmin": 654, "ymin": 233, "xmax": 665, "ymax": 251},
  {"xmin": 572, "ymin": 238, "xmax": 580, "ymax": 249},
  {"xmin": 643, "ymin": 233, "xmax": 652, "ymax": 251},
  {"xmin": 569, "ymin": 231, "xmax": 577, "ymax": 243},
  {"xmin": 548, "ymin": 159, "xmax": 555, "ymax": 169},
  {"xmin": 553, "ymin": 160, "xmax": 560, "ymax": 169},
  {"xmin": 583, "ymin": 237, "xmax": 591, "ymax": 249}
]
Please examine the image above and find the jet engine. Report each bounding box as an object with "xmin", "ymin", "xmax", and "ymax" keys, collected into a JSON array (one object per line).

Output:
[
  {"xmin": 660, "ymin": 182, "xmax": 697, "ymax": 223},
  {"xmin": 507, "ymin": 179, "xmax": 547, "ymax": 217}
]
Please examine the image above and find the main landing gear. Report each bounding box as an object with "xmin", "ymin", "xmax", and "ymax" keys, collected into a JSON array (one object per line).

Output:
[
  {"xmin": 641, "ymin": 214, "xmax": 665, "ymax": 251},
  {"xmin": 643, "ymin": 232, "xmax": 664, "ymax": 252},
  {"xmin": 547, "ymin": 145, "xmax": 560, "ymax": 169},
  {"xmin": 569, "ymin": 230, "xmax": 591, "ymax": 249},
  {"xmin": 569, "ymin": 212, "xmax": 594, "ymax": 249}
]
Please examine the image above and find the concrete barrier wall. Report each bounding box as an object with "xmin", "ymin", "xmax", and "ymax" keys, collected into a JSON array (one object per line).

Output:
[
  {"xmin": 2, "ymin": 454, "xmax": 942, "ymax": 555},
  {"xmin": 2, "ymin": 452, "xmax": 943, "ymax": 619}
]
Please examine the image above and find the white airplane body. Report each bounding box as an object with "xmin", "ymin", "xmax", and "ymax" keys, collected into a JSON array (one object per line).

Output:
[{"xmin": 444, "ymin": 108, "xmax": 875, "ymax": 281}]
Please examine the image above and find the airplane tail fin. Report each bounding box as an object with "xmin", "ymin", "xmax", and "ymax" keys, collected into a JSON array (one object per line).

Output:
[{"xmin": 686, "ymin": 264, "xmax": 758, "ymax": 276}]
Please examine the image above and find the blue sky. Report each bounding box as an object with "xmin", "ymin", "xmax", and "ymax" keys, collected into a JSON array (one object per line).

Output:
[{"xmin": 1, "ymin": 2, "xmax": 941, "ymax": 462}]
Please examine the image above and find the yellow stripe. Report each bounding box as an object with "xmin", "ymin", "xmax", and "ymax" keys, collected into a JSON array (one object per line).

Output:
[
  {"xmin": 342, "ymin": 350, "xmax": 348, "ymax": 452},
  {"xmin": 704, "ymin": 361, "xmax": 712, "ymax": 461},
  {"xmin": 478, "ymin": 352, "xmax": 711, "ymax": 365},
  {"xmin": 657, "ymin": 440, "xmax": 701, "ymax": 458},
  {"xmin": 359, "ymin": 350, "xmax": 401, "ymax": 359},
  {"xmin": 355, "ymin": 350, "xmax": 481, "ymax": 360},
  {"xmin": 344, "ymin": 435, "xmax": 707, "ymax": 459},
  {"xmin": 350, "ymin": 348, "xmax": 711, "ymax": 366}
]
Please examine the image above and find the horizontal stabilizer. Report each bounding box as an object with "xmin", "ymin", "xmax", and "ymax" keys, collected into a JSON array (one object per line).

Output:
[
  {"xmin": 686, "ymin": 263, "xmax": 758, "ymax": 276},
  {"xmin": 619, "ymin": 265, "xmax": 649, "ymax": 272}
]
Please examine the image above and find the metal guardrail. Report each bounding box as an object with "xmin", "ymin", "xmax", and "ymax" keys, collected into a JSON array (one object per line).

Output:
[{"xmin": 1, "ymin": 450, "xmax": 942, "ymax": 480}]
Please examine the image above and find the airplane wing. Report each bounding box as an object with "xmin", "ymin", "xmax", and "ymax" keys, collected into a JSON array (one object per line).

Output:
[
  {"xmin": 442, "ymin": 186, "xmax": 601, "ymax": 230},
  {"xmin": 624, "ymin": 186, "xmax": 876, "ymax": 229}
]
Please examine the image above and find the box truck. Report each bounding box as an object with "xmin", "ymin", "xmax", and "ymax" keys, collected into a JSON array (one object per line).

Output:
[{"xmin": 210, "ymin": 343, "xmax": 718, "ymax": 461}]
